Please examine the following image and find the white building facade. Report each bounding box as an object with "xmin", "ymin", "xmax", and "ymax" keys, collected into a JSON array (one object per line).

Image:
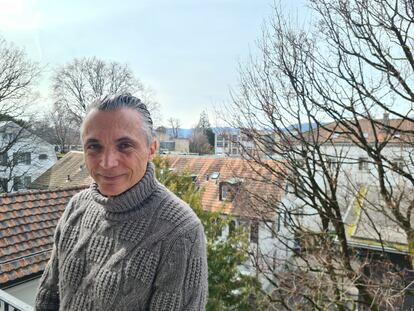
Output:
[{"xmin": 0, "ymin": 121, "xmax": 57, "ymax": 192}]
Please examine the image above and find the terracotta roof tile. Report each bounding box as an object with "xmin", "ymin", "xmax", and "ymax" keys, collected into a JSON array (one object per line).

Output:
[
  {"xmin": 166, "ymin": 155, "xmax": 285, "ymax": 219},
  {"xmin": 0, "ymin": 186, "xmax": 86, "ymax": 286}
]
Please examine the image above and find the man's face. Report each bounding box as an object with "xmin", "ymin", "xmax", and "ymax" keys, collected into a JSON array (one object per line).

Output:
[{"xmin": 82, "ymin": 108, "xmax": 156, "ymax": 197}]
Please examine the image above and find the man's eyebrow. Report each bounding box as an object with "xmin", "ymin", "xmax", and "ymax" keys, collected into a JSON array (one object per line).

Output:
[
  {"xmin": 115, "ymin": 136, "xmax": 136, "ymax": 143},
  {"xmin": 84, "ymin": 138, "xmax": 100, "ymax": 145}
]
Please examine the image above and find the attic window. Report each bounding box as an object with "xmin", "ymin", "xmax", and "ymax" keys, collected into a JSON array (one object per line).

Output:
[
  {"xmin": 219, "ymin": 179, "xmax": 241, "ymax": 201},
  {"xmin": 210, "ymin": 172, "xmax": 220, "ymax": 180},
  {"xmin": 220, "ymin": 184, "xmax": 229, "ymax": 201},
  {"xmin": 39, "ymin": 154, "xmax": 48, "ymax": 160}
]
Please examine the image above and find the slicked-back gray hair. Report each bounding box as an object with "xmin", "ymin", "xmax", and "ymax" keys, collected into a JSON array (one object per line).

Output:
[{"xmin": 81, "ymin": 94, "xmax": 154, "ymax": 145}]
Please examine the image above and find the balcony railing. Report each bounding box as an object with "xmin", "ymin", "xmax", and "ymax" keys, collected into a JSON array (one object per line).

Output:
[{"xmin": 0, "ymin": 289, "xmax": 33, "ymax": 311}]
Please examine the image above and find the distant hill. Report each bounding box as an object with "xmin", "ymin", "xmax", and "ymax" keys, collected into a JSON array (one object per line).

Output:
[
  {"xmin": 161, "ymin": 124, "xmax": 316, "ymax": 139},
  {"xmin": 164, "ymin": 127, "xmax": 238, "ymax": 138},
  {"xmin": 165, "ymin": 128, "xmax": 193, "ymax": 138}
]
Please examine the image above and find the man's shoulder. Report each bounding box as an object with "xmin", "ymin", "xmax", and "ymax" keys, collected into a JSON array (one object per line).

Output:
[
  {"xmin": 66, "ymin": 186, "xmax": 93, "ymax": 208},
  {"xmin": 155, "ymin": 184, "xmax": 201, "ymax": 229}
]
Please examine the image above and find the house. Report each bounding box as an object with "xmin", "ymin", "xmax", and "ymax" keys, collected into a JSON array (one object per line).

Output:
[
  {"xmin": 154, "ymin": 126, "xmax": 190, "ymax": 154},
  {"xmin": 276, "ymin": 114, "xmax": 414, "ymax": 308},
  {"xmin": 0, "ymin": 121, "xmax": 57, "ymax": 192},
  {"xmin": 213, "ymin": 127, "xmax": 275, "ymax": 159},
  {"xmin": 29, "ymin": 151, "xmax": 91, "ymax": 190},
  {"xmin": 164, "ymin": 155, "xmax": 286, "ymax": 284}
]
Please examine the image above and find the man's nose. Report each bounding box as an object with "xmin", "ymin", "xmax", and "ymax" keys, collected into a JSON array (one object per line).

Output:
[{"xmin": 100, "ymin": 149, "xmax": 119, "ymax": 168}]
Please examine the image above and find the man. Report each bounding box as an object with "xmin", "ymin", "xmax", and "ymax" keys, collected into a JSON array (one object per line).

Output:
[{"xmin": 35, "ymin": 94, "xmax": 208, "ymax": 310}]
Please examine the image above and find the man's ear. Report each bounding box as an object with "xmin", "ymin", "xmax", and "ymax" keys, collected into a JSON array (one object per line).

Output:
[{"xmin": 148, "ymin": 139, "xmax": 158, "ymax": 160}]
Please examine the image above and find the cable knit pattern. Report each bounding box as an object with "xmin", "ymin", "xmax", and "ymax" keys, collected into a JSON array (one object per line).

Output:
[{"xmin": 35, "ymin": 163, "xmax": 208, "ymax": 311}]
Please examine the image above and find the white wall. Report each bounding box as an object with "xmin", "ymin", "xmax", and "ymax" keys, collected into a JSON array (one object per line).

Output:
[{"xmin": 0, "ymin": 123, "xmax": 57, "ymax": 192}]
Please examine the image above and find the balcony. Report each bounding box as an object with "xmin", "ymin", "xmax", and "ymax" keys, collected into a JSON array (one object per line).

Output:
[{"xmin": 0, "ymin": 289, "xmax": 33, "ymax": 311}]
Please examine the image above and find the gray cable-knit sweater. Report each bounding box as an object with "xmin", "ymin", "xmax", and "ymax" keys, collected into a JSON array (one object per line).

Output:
[{"xmin": 35, "ymin": 164, "xmax": 208, "ymax": 311}]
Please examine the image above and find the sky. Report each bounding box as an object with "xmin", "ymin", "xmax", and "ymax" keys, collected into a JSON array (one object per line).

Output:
[{"xmin": 0, "ymin": 0, "xmax": 308, "ymax": 128}]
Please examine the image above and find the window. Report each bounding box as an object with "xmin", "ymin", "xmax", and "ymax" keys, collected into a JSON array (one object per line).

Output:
[
  {"xmin": 210, "ymin": 172, "xmax": 220, "ymax": 180},
  {"xmin": 159, "ymin": 141, "xmax": 175, "ymax": 151},
  {"xmin": 13, "ymin": 152, "xmax": 31, "ymax": 165},
  {"xmin": 38, "ymin": 154, "xmax": 48, "ymax": 160},
  {"xmin": 13, "ymin": 177, "xmax": 22, "ymax": 191},
  {"xmin": 231, "ymin": 148, "xmax": 238, "ymax": 155},
  {"xmin": 326, "ymin": 157, "xmax": 338, "ymax": 171},
  {"xmin": 392, "ymin": 158, "xmax": 405, "ymax": 170},
  {"xmin": 3, "ymin": 133, "xmax": 16, "ymax": 141},
  {"xmin": 231, "ymin": 134, "xmax": 238, "ymax": 142},
  {"xmin": 0, "ymin": 178, "xmax": 7, "ymax": 192},
  {"xmin": 358, "ymin": 157, "xmax": 369, "ymax": 170},
  {"xmin": 250, "ymin": 221, "xmax": 259, "ymax": 243},
  {"xmin": 0, "ymin": 152, "xmax": 7, "ymax": 166},
  {"xmin": 216, "ymin": 142, "xmax": 223, "ymax": 147},
  {"xmin": 23, "ymin": 176, "xmax": 31, "ymax": 188},
  {"xmin": 229, "ymin": 220, "xmax": 236, "ymax": 236},
  {"xmin": 217, "ymin": 135, "xmax": 224, "ymax": 141},
  {"xmin": 220, "ymin": 184, "xmax": 228, "ymax": 201},
  {"xmin": 213, "ymin": 218, "xmax": 223, "ymax": 238}
]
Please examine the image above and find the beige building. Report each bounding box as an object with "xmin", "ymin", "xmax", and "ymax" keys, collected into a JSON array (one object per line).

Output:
[{"xmin": 154, "ymin": 126, "xmax": 190, "ymax": 154}]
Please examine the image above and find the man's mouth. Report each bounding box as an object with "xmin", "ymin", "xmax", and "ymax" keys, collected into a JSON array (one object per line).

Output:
[{"xmin": 97, "ymin": 173, "xmax": 125, "ymax": 182}]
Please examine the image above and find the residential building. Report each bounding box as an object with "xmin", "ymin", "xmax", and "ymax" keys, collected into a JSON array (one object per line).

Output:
[
  {"xmin": 29, "ymin": 151, "xmax": 91, "ymax": 190},
  {"xmin": 213, "ymin": 127, "xmax": 277, "ymax": 160},
  {"xmin": 0, "ymin": 121, "xmax": 57, "ymax": 193},
  {"xmin": 154, "ymin": 126, "xmax": 190, "ymax": 154},
  {"xmin": 165, "ymin": 155, "xmax": 286, "ymax": 285},
  {"xmin": 277, "ymin": 115, "xmax": 414, "ymax": 308}
]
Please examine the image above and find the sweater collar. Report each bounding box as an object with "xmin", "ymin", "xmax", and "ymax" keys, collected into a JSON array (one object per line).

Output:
[{"xmin": 89, "ymin": 162, "xmax": 158, "ymax": 213}]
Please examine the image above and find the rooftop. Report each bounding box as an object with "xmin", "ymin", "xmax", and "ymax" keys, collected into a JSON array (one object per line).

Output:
[{"xmin": 0, "ymin": 186, "xmax": 87, "ymax": 287}]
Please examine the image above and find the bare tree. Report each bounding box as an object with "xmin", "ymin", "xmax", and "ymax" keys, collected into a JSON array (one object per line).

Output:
[
  {"xmin": 168, "ymin": 117, "xmax": 181, "ymax": 138},
  {"xmin": 227, "ymin": 1, "xmax": 414, "ymax": 310},
  {"xmin": 0, "ymin": 37, "xmax": 43, "ymax": 193},
  {"xmin": 0, "ymin": 37, "xmax": 40, "ymax": 118},
  {"xmin": 189, "ymin": 130, "xmax": 212, "ymax": 154},
  {"xmin": 52, "ymin": 56, "xmax": 160, "ymax": 126}
]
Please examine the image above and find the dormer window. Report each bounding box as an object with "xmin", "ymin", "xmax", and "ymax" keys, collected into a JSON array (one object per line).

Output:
[
  {"xmin": 219, "ymin": 178, "xmax": 242, "ymax": 201},
  {"xmin": 210, "ymin": 172, "xmax": 220, "ymax": 180},
  {"xmin": 220, "ymin": 183, "xmax": 229, "ymax": 201}
]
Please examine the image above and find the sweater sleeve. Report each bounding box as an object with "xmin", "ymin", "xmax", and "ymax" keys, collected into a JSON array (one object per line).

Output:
[
  {"xmin": 149, "ymin": 222, "xmax": 208, "ymax": 311},
  {"xmin": 35, "ymin": 198, "xmax": 77, "ymax": 311}
]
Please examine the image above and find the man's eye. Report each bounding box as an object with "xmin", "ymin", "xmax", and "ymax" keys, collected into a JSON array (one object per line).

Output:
[
  {"xmin": 87, "ymin": 144, "xmax": 101, "ymax": 151},
  {"xmin": 118, "ymin": 143, "xmax": 133, "ymax": 150}
]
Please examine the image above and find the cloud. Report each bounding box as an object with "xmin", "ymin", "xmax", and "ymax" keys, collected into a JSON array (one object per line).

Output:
[{"xmin": 0, "ymin": 0, "xmax": 41, "ymax": 31}]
